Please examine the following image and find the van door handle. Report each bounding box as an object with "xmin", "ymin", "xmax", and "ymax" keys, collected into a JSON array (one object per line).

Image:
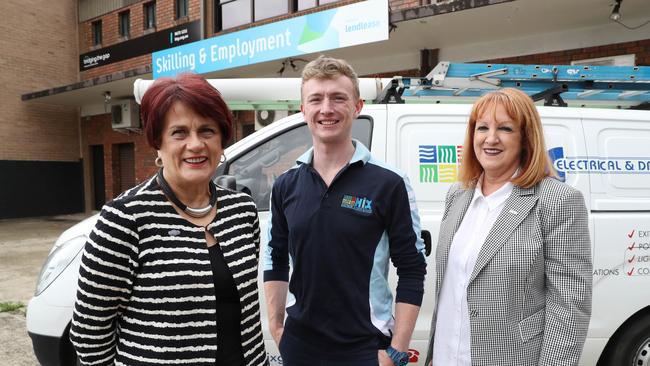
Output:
[{"xmin": 421, "ymin": 230, "xmax": 432, "ymax": 257}]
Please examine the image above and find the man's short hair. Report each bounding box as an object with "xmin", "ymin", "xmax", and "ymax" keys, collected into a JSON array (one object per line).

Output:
[{"xmin": 301, "ymin": 55, "xmax": 360, "ymax": 100}]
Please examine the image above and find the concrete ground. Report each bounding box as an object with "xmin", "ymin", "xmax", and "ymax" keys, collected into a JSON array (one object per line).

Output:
[{"xmin": 0, "ymin": 213, "xmax": 91, "ymax": 366}]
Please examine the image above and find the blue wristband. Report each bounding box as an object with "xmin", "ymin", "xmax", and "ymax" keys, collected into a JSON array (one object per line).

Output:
[{"xmin": 386, "ymin": 345, "xmax": 409, "ymax": 366}]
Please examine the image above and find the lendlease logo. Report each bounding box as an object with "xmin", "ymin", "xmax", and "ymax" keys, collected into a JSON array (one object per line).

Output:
[{"xmin": 418, "ymin": 145, "xmax": 463, "ymax": 183}]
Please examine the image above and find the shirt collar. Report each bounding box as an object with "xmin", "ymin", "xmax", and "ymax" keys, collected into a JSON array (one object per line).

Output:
[
  {"xmin": 471, "ymin": 176, "xmax": 514, "ymax": 211},
  {"xmin": 296, "ymin": 139, "xmax": 371, "ymax": 166}
]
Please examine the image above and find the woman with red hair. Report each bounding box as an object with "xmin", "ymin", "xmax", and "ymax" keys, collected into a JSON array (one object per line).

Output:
[{"xmin": 70, "ymin": 73, "xmax": 268, "ymax": 366}]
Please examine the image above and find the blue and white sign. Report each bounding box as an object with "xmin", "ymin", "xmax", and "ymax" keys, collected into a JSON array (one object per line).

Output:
[
  {"xmin": 548, "ymin": 147, "xmax": 650, "ymax": 181},
  {"xmin": 152, "ymin": 0, "xmax": 389, "ymax": 78}
]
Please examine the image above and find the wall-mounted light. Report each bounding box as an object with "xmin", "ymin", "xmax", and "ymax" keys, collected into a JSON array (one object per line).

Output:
[
  {"xmin": 609, "ymin": 0, "xmax": 650, "ymax": 30},
  {"xmin": 103, "ymin": 91, "xmax": 111, "ymax": 103},
  {"xmin": 610, "ymin": 0, "xmax": 622, "ymax": 21},
  {"xmin": 277, "ymin": 58, "xmax": 309, "ymax": 76}
]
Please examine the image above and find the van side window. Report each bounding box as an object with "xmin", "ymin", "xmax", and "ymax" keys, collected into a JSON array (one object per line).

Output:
[{"xmin": 227, "ymin": 117, "xmax": 372, "ymax": 211}]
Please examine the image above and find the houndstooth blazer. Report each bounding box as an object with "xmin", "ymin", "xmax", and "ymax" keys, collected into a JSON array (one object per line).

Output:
[{"xmin": 425, "ymin": 177, "xmax": 592, "ymax": 366}]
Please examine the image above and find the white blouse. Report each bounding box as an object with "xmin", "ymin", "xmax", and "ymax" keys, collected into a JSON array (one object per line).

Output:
[{"xmin": 432, "ymin": 180, "xmax": 514, "ymax": 366}]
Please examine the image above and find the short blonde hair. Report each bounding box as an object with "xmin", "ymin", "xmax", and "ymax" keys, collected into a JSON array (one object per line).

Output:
[
  {"xmin": 301, "ymin": 55, "xmax": 360, "ymax": 100},
  {"xmin": 458, "ymin": 88, "xmax": 556, "ymax": 188}
]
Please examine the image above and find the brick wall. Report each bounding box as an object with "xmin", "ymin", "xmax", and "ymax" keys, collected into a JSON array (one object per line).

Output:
[
  {"xmin": 80, "ymin": 0, "xmax": 421, "ymax": 78},
  {"xmin": 1, "ymin": 0, "xmax": 80, "ymax": 162},
  {"xmin": 481, "ymin": 39, "xmax": 650, "ymax": 66},
  {"xmin": 82, "ymin": 114, "xmax": 157, "ymax": 200},
  {"xmin": 390, "ymin": 0, "xmax": 423, "ymax": 11},
  {"xmin": 80, "ymin": 0, "xmax": 201, "ymax": 80}
]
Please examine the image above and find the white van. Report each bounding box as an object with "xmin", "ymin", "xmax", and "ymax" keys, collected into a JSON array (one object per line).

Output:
[{"xmin": 27, "ymin": 66, "xmax": 650, "ymax": 366}]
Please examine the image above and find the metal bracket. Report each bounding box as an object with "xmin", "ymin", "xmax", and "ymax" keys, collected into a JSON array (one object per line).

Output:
[
  {"xmin": 531, "ymin": 85, "xmax": 569, "ymax": 107},
  {"xmin": 468, "ymin": 68, "xmax": 507, "ymax": 86},
  {"xmin": 374, "ymin": 78, "xmax": 406, "ymax": 104}
]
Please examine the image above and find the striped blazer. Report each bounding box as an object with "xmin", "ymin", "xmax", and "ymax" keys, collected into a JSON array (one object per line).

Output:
[
  {"xmin": 70, "ymin": 176, "xmax": 269, "ymax": 366},
  {"xmin": 425, "ymin": 177, "xmax": 592, "ymax": 366}
]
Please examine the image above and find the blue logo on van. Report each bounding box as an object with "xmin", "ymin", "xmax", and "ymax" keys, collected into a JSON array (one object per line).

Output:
[
  {"xmin": 419, "ymin": 145, "xmax": 463, "ymax": 183},
  {"xmin": 548, "ymin": 147, "xmax": 650, "ymax": 180}
]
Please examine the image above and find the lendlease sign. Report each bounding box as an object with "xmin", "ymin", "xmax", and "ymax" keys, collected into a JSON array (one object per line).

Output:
[
  {"xmin": 79, "ymin": 21, "xmax": 201, "ymax": 71},
  {"xmin": 152, "ymin": 0, "xmax": 389, "ymax": 78}
]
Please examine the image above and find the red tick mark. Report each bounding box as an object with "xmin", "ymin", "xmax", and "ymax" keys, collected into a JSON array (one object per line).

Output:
[
  {"xmin": 628, "ymin": 229, "xmax": 636, "ymax": 238},
  {"xmin": 627, "ymin": 267, "xmax": 635, "ymax": 276},
  {"xmin": 628, "ymin": 242, "xmax": 636, "ymax": 250},
  {"xmin": 628, "ymin": 255, "xmax": 636, "ymax": 263}
]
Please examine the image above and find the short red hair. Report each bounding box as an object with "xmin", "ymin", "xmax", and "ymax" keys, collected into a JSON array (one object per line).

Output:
[{"xmin": 140, "ymin": 73, "xmax": 233, "ymax": 149}]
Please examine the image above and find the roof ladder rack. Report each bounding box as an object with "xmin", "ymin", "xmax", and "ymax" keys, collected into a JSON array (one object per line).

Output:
[{"xmin": 375, "ymin": 62, "xmax": 650, "ymax": 108}]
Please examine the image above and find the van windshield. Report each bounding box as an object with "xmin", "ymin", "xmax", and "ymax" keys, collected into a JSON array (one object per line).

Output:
[{"xmin": 227, "ymin": 117, "xmax": 373, "ymax": 210}]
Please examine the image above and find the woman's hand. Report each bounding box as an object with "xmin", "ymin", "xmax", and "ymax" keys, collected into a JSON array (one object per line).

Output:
[{"xmin": 378, "ymin": 349, "xmax": 395, "ymax": 366}]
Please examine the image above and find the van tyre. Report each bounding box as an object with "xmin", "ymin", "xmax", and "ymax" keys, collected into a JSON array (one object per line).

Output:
[{"xmin": 600, "ymin": 317, "xmax": 650, "ymax": 366}]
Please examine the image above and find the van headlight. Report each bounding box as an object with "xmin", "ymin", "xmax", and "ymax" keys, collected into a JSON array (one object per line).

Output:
[{"xmin": 35, "ymin": 236, "xmax": 86, "ymax": 296}]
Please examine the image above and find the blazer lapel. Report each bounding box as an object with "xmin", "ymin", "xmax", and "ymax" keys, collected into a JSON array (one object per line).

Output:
[
  {"xmin": 469, "ymin": 185, "xmax": 539, "ymax": 283},
  {"xmin": 436, "ymin": 188, "xmax": 474, "ymax": 290}
]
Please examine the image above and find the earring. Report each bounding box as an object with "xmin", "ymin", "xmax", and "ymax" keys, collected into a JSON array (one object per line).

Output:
[
  {"xmin": 220, "ymin": 154, "xmax": 226, "ymax": 163},
  {"xmin": 155, "ymin": 156, "xmax": 163, "ymax": 167}
]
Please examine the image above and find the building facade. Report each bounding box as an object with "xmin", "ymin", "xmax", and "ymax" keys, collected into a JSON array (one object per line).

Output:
[{"xmin": 10, "ymin": 0, "xmax": 650, "ymax": 218}]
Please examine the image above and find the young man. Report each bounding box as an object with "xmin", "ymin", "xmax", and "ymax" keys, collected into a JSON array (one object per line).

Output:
[{"xmin": 264, "ymin": 56, "xmax": 427, "ymax": 366}]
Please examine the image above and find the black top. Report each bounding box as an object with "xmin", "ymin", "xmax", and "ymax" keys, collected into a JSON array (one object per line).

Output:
[{"xmin": 208, "ymin": 243, "xmax": 245, "ymax": 366}]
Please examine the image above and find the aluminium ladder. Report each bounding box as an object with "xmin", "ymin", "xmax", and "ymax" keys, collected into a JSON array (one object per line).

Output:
[{"xmin": 374, "ymin": 62, "xmax": 650, "ymax": 109}]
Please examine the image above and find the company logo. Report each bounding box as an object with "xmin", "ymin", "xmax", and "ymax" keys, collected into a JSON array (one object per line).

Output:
[
  {"xmin": 341, "ymin": 194, "xmax": 373, "ymax": 214},
  {"xmin": 345, "ymin": 20, "xmax": 381, "ymax": 33},
  {"xmin": 408, "ymin": 349, "xmax": 420, "ymax": 362},
  {"xmin": 548, "ymin": 147, "xmax": 650, "ymax": 181},
  {"xmin": 82, "ymin": 52, "xmax": 111, "ymax": 67},
  {"xmin": 170, "ymin": 27, "xmax": 190, "ymax": 44},
  {"xmin": 418, "ymin": 145, "xmax": 463, "ymax": 183}
]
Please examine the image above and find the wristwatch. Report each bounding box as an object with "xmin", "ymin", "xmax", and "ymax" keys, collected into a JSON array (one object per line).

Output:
[{"xmin": 386, "ymin": 345, "xmax": 409, "ymax": 366}]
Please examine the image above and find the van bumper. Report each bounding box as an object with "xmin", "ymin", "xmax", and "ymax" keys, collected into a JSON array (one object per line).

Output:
[
  {"xmin": 26, "ymin": 295, "xmax": 77, "ymax": 365},
  {"xmin": 28, "ymin": 331, "xmax": 76, "ymax": 366}
]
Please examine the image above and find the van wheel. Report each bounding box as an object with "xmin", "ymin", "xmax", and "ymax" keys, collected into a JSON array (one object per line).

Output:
[{"xmin": 600, "ymin": 318, "xmax": 650, "ymax": 366}]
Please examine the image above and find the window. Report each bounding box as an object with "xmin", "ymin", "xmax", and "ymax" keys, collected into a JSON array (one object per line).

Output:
[
  {"xmin": 144, "ymin": 2, "xmax": 156, "ymax": 30},
  {"xmin": 226, "ymin": 117, "xmax": 372, "ymax": 210},
  {"xmin": 175, "ymin": 0, "xmax": 188, "ymax": 19},
  {"xmin": 294, "ymin": 0, "xmax": 339, "ymax": 11},
  {"xmin": 214, "ymin": 0, "xmax": 343, "ymax": 32},
  {"xmin": 571, "ymin": 54, "xmax": 635, "ymax": 66},
  {"xmin": 219, "ymin": 0, "xmax": 252, "ymax": 30},
  {"xmin": 255, "ymin": 0, "xmax": 288, "ymax": 21},
  {"xmin": 119, "ymin": 11, "xmax": 130, "ymax": 38},
  {"xmin": 92, "ymin": 20, "xmax": 102, "ymax": 46}
]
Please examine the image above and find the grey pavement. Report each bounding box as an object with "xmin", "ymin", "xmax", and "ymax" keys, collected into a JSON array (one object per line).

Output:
[{"xmin": 0, "ymin": 213, "xmax": 92, "ymax": 366}]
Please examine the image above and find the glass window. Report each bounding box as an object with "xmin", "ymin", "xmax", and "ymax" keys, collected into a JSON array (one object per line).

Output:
[
  {"xmin": 176, "ymin": 0, "xmax": 188, "ymax": 18},
  {"xmin": 255, "ymin": 0, "xmax": 288, "ymax": 21},
  {"xmin": 92, "ymin": 20, "xmax": 102, "ymax": 46},
  {"xmin": 297, "ymin": 0, "xmax": 317, "ymax": 10},
  {"xmin": 226, "ymin": 117, "xmax": 372, "ymax": 210},
  {"xmin": 220, "ymin": 0, "xmax": 251, "ymax": 30},
  {"xmin": 144, "ymin": 2, "xmax": 156, "ymax": 29},
  {"xmin": 119, "ymin": 11, "xmax": 130, "ymax": 38}
]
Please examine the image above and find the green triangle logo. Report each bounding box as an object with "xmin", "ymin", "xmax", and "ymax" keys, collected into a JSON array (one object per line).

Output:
[{"xmin": 299, "ymin": 24, "xmax": 324, "ymax": 45}]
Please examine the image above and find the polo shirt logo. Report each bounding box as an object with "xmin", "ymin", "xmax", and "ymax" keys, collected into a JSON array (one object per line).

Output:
[{"xmin": 341, "ymin": 194, "xmax": 373, "ymax": 214}]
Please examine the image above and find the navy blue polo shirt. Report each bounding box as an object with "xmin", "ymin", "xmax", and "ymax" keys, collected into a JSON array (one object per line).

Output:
[{"xmin": 264, "ymin": 140, "xmax": 426, "ymax": 360}]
